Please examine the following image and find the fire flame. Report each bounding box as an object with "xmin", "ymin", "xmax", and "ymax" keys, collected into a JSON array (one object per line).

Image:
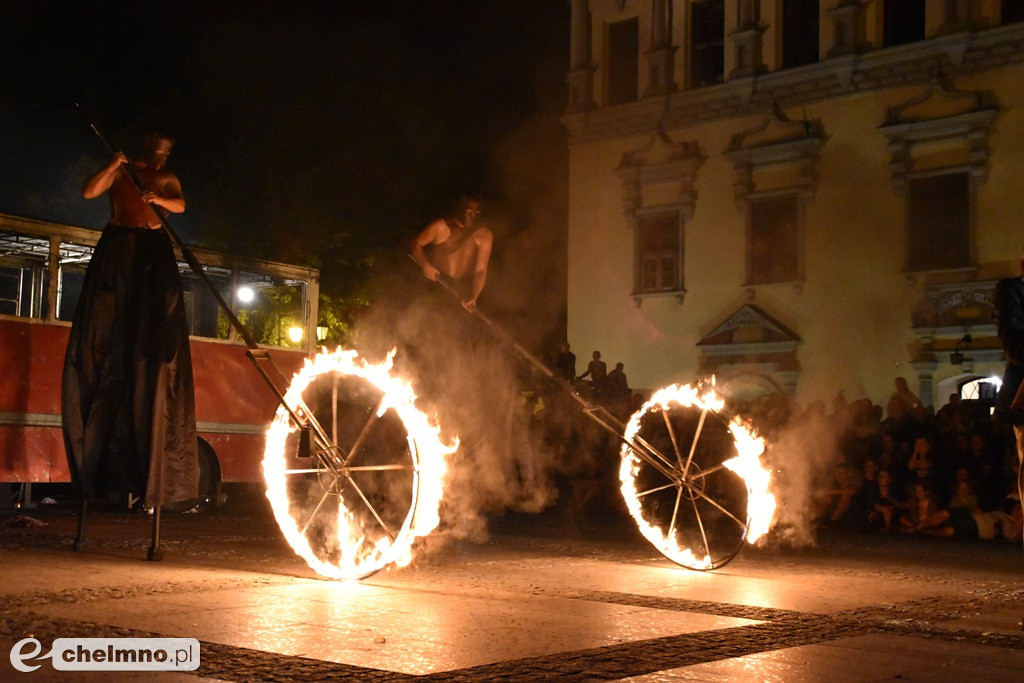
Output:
[
  {"xmin": 263, "ymin": 348, "xmax": 456, "ymax": 580},
  {"xmin": 619, "ymin": 382, "xmax": 776, "ymax": 569}
]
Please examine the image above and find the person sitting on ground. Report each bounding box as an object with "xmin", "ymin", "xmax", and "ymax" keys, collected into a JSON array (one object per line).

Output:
[
  {"xmin": 862, "ymin": 467, "xmax": 904, "ymax": 533},
  {"xmin": 906, "ymin": 434, "xmax": 938, "ymax": 493},
  {"xmin": 817, "ymin": 462, "xmax": 861, "ymax": 529},
  {"xmin": 900, "ymin": 483, "xmax": 954, "ymax": 536},
  {"xmin": 410, "ymin": 194, "xmax": 493, "ymax": 309}
]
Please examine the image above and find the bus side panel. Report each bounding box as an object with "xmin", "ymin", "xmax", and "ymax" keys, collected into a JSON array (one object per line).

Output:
[
  {"xmin": 0, "ymin": 318, "xmax": 70, "ymax": 482},
  {"xmin": 191, "ymin": 340, "xmax": 308, "ymax": 482},
  {"xmin": 0, "ymin": 318, "xmax": 68, "ymax": 415},
  {"xmin": 198, "ymin": 433, "xmax": 266, "ymax": 482},
  {"xmin": 0, "ymin": 317, "xmax": 309, "ymax": 485},
  {"xmin": 0, "ymin": 428, "xmax": 68, "ymax": 481}
]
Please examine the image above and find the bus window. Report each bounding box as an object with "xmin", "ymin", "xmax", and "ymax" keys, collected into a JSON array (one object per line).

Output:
[
  {"xmin": 179, "ymin": 261, "xmax": 233, "ymax": 339},
  {"xmin": 57, "ymin": 241, "xmax": 94, "ymax": 321},
  {"xmin": 0, "ymin": 230, "xmax": 52, "ymax": 319},
  {"xmin": 229, "ymin": 271, "xmax": 308, "ymax": 348}
]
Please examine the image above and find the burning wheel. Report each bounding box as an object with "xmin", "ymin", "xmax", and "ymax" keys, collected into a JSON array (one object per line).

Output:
[
  {"xmin": 263, "ymin": 350, "xmax": 453, "ymax": 580},
  {"xmin": 619, "ymin": 385, "xmax": 772, "ymax": 571}
]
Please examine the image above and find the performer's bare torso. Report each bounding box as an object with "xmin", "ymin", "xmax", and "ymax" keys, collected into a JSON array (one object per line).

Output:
[
  {"xmin": 431, "ymin": 218, "xmax": 481, "ymax": 278},
  {"xmin": 410, "ymin": 197, "xmax": 493, "ymax": 307},
  {"xmin": 108, "ymin": 168, "xmax": 167, "ymax": 228}
]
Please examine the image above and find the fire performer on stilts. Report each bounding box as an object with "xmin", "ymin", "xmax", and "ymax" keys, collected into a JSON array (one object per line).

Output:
[
  {"xmin": 993, "ymin": 245, "xmax": 1024, "ymax": 630},
  {"xmin": 410, "ymin": 194, "xmax": 493, "ymax": 309},
  {"xmin": 62, "ymin": 131, "xmax": 199, "ymax": 516}
]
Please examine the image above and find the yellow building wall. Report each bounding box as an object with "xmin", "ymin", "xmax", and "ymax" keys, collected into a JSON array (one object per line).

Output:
[{"xmin": 567, "ymin": 60, "xmax": 1024, "ymax": 408}]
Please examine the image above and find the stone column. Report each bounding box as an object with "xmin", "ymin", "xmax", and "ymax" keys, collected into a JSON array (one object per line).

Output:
[
  {"xmin": 937, "ymin": 0, "xmax": 974, "ymax": 34},
  {"xmin": 568, "ymin": 0, "xmax": 596, "ymax": 111},
  {"xmin": 911, "ymin": 360, "xmax": 939, "ymax": 409},
  {"xmin": 644, "ymin": 0, "xmax": 678, "ymax": 97},
  {"xmin": 729, "ymin": 0, "xmax": 766, "ymax": 79},
  {"xmin": 827, "ymin": 0, "xmax": 867, "ymax": 58}
]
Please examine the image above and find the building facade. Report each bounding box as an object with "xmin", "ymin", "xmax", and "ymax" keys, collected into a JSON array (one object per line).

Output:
[{"xmin": 562, "ymin": 0, "xmax": 1024, "ymax": 409}]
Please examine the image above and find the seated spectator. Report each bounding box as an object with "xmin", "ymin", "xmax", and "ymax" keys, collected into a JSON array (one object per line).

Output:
[
  {"xmin": 935, "ymin": 393, "xmax": 970, "ymax": 437},
  {"xmin": 860, "ymin": 467, "xmax": 905, "ymax": 533},
  {"xmin": 900, "ymin": 483, "xmax": 953, "ymax": 536},
  {"xmin": 905, "ymin": 434, "xmax": 938, "ymax": 493},
  {"xmin": 817, "ymin": 463, "xmax": 861, "ymax": 529}
]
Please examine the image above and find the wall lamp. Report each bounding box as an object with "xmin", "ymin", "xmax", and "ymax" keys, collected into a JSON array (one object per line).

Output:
[{"xmin": 950, "ymin": 333, "xmax": 972, "ymax": 366}]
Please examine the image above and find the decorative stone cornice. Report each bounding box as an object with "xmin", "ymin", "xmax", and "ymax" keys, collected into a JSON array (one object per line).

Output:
[{"xmin": 562, "ymin": 22, "xmax": 1024, "ymax": 145}]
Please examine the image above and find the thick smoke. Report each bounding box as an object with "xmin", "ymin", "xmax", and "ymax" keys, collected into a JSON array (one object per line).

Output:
[
  {"xmin": 349, "ymin": 105, "xmax": 576, "ymax": 550},
  {"xmin": 351, "ymin": 270, "xmax": 564, "ymax": 546},
  {"xmin": 757, "ymin": 401, "xmax": 839, "ymax": 547}
]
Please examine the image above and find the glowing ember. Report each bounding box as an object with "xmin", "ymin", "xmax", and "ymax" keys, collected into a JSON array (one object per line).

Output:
[
  {"xmin": 618, "ymin": 381, "xmax": 776, "ymax": 570},
  {"xmin": 263, "ymin": 348, "xmax": 456, "ymax": 580}
]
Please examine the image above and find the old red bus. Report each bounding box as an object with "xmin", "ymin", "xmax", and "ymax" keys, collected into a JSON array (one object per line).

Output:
[{"xmin": 0, "ymin": 213, "xmax": 320, "ymax": 507}]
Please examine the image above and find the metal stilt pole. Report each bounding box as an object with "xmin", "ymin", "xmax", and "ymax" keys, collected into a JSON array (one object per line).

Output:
[
  {"xmin": 73, "ymin": 496, "xmax": 88, "ymax": 551},
  {"xmin": 146, "ymin": 505, "xmax": 163, "ymax": 561}
]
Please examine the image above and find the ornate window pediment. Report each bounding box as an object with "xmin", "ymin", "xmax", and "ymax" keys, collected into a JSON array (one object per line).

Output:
[
  {"xmin": 879, "ymin": 76, "xmax": 998, "ymax": 195},
  {"xmin": 615, "ymin": 123, "xmax": 706, "ymax": 223},
  {"xmin": 724, "ymin": 102, "xmax": 828, "ymax": 209}
]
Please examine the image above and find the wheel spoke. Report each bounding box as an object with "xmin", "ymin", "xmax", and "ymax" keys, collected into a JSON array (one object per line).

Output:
[
  {"xmin": 691, "ymin": 487, "xmax": 747, "ymax": 530},
  {"xmin": 344, "ymin": 475, "xmax": 397, "ymax": 541},
  {"xmin": 688, "ymin": 462, "xmax": 727, "ymax": 480},
  {"xmin": 343, "ymin": 396, "xmax": 387, "ymax": 467},
  {"xmin": 668, "ymin": 486, "xmax": 683, "ymax": 539},
  {"xmin": 689, "ymin": 496, "xmax": 712, "ymax": 560},
  {"xmin": 299, "ymin": 489, "xmax": 333, "ymax": 536},
  {"xmin": 682, "ymin": 406, "xmax": 708, "ymax": 477},
  {"xmin": 345, "ymin": 464, "xmax": 414, "ymax": 472},
  {"xmin": 622, "ymin": 440, "xmax": 677, "ymax": 480},
  {"xmin": 661, "ymin": 407, "xmax": 685, "ymax": 466},
  {"xmin": 636, "ymin": 481, "xmax": 680, "ymax": 498}
]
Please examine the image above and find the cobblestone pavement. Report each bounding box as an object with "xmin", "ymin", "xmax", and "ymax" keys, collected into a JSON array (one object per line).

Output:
[{"xmin": 1, "ymin": 502, "xmax": 1022, "ymax": 681}]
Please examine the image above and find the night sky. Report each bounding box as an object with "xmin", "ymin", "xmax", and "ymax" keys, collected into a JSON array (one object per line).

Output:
[{"xmin": 1, "ymin": 1, "xmax": 571, "ymax": 322}]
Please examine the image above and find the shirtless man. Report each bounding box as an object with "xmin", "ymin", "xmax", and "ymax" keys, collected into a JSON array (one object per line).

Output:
[
  {"xmin": 82, "ymin": 132, "xmax": 185, "ymax": 225},
  {"xmin": 410, "ymin": 195, "xmax": 493, "ymax": 309}
]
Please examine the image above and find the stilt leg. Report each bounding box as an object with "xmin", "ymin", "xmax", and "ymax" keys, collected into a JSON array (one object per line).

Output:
[
  {"xmin": 73, "ymin": 496, "xmax": 88, "ymax": 551},
  {"xmin": 146, "ymin": 504, "xmax": 163, "ymax": 561}
]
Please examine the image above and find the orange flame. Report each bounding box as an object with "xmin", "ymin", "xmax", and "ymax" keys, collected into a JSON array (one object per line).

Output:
[
  {"xmin": 263, "ymin": 348, "xmax": 456, "ymax": 580},
  {"xmin": 619, "ymin": 381, "xmax": 776, "ymax": 569}
]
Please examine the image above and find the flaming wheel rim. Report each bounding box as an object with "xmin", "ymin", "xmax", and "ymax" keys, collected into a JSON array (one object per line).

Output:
[
  {"xmin": 263, "ymin": 350, "xmax": 453, "ymax": 581},
  {"xmin": 620, "ymin": 384, "xmax": 773, "ymax": 572}
]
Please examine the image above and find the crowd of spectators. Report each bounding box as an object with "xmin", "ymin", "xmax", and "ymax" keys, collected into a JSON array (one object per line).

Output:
[{"xmin": 740, "ymin": 378, "xmax": 1023, "ymax": 543}]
